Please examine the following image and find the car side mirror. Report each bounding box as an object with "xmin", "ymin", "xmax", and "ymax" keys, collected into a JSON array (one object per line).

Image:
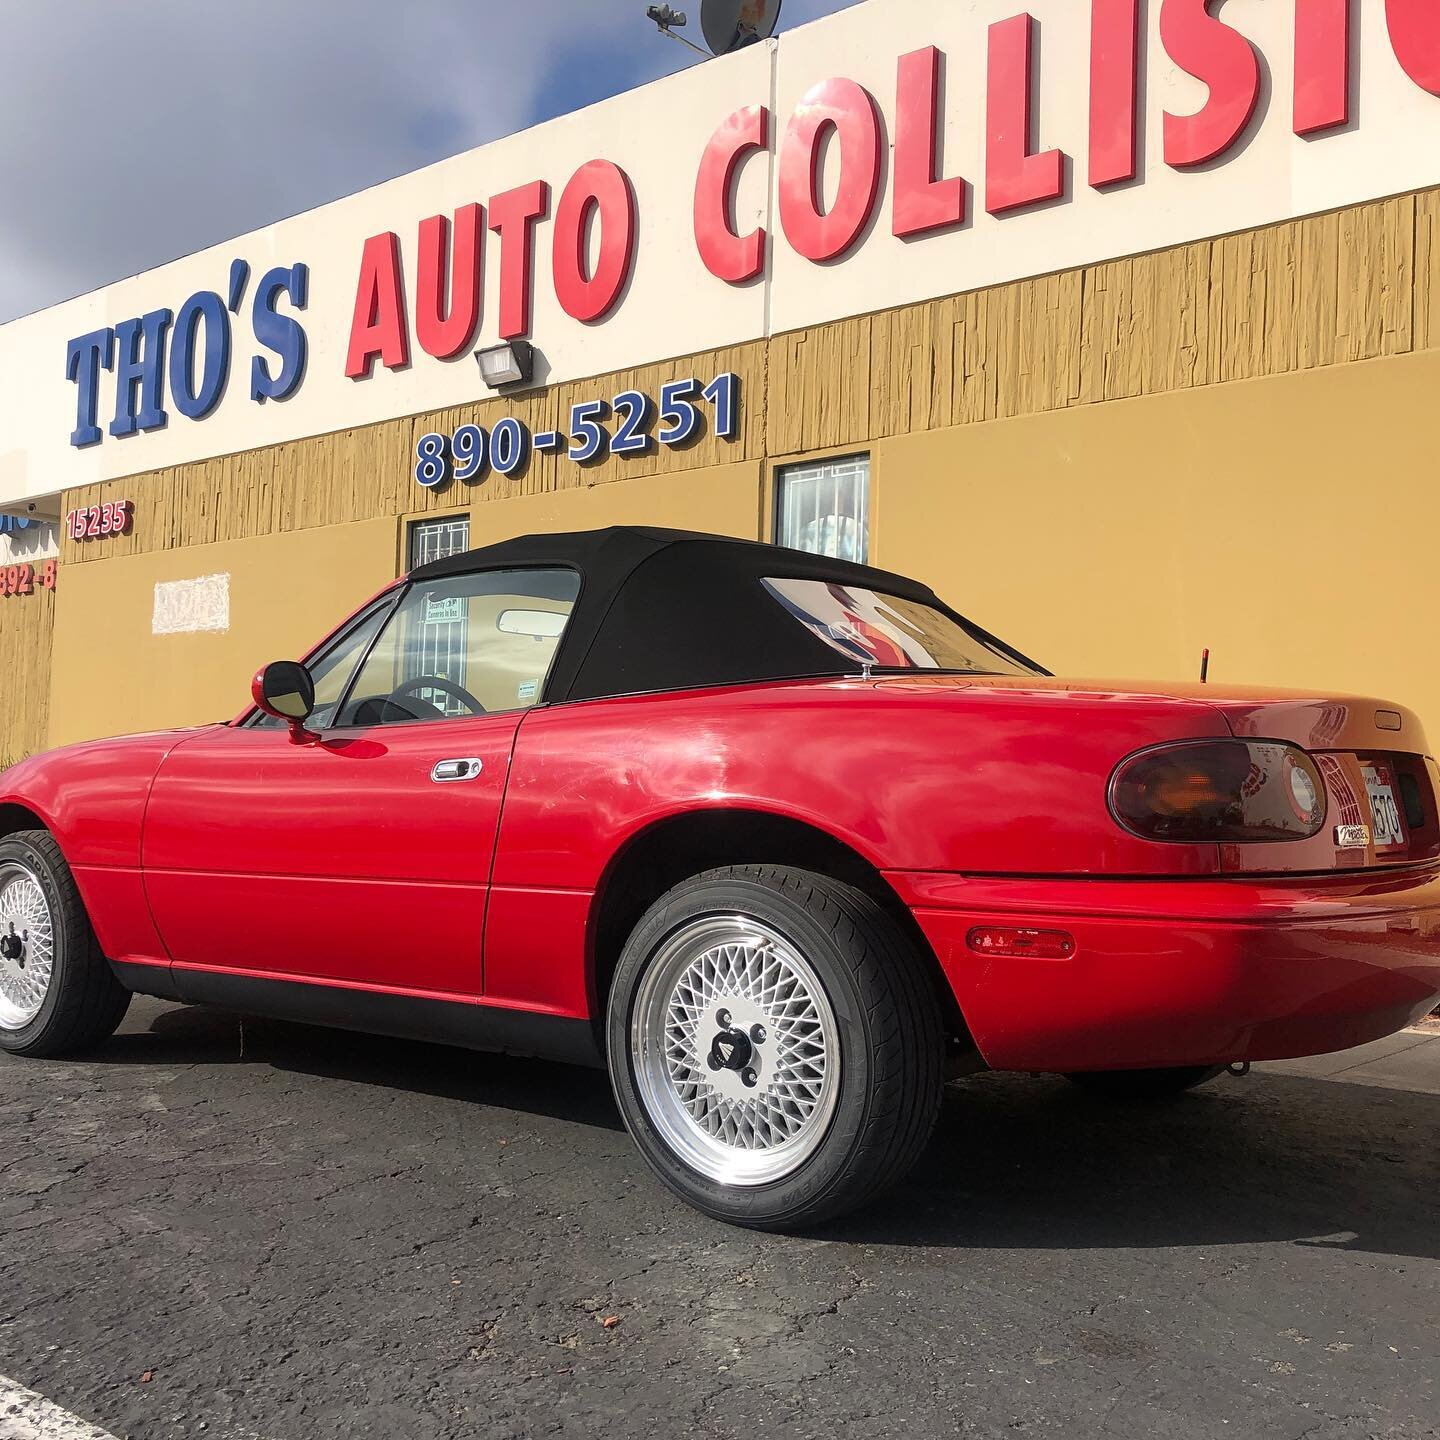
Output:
[{"xmin": 252, "ymin": 661, "xmax": 318, "ymax": 743}]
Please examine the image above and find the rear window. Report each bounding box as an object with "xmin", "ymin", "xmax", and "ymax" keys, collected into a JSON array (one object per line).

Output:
[{"xmin": 761, "ymin": 577, "xmax": 1034, "ymax": 676}]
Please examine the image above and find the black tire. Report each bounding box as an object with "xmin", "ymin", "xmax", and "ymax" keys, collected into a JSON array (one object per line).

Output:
[
  {"xmin": 0, "ymin": 830, "xmax": 130, "ymax": 1058},
  {"xmin": 1065, "ymin": 1065, "xmax": 1225, "ymax": 1100},
  {"xmin": 606, "ymin": 865, "xmax": 943, "ymax": 1230}
]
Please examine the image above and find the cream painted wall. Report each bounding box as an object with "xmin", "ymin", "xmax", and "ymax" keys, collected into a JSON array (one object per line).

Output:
[
  {"xmin": 6, "ymin": 0, "xmax": 1440, "ymax": 504},
  {"xmin": 875, "ymin": 347, "xmax": 1440, "ymax": 734},
  {"xmin": 49, "ymin": 517, "xmax": 399, "ymax": 747}
]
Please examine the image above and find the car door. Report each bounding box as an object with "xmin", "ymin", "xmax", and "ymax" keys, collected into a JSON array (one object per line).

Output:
[{"xmin": 141, "ymin": 566, "xmax": 581, "ymax": 998}]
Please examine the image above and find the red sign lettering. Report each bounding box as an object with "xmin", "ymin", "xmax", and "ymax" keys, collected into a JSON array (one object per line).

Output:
[{"xmin": 778, "ymin": 77, "xmax": 883, "ymax": 262}]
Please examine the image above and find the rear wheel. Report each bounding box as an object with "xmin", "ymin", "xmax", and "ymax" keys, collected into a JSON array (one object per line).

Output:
[
  {"xmin": 606, "ymin": 865, "xmax": 943, "ymax": 1230},
  {"xmin": 0, "ymin": 831, "xmax": 129, "ymax": 1058},
  {"xmin": 1065, "ymin": 1065, "xmax": 1225, "ymax": 1100}
]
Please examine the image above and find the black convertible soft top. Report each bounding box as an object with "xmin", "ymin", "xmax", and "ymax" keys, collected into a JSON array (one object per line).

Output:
[{"xmin": 409, "ymin": 526, "xmax": 1041, "ymax": 703}]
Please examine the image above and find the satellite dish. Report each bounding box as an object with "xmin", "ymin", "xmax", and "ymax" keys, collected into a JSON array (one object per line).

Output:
[{"xmin": 700, "ymin": 0, "xmax": 782, "ymax": 55}]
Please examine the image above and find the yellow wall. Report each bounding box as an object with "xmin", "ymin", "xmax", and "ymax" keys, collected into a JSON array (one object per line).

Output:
[
  {"xmin": 33, "ymin": 183, "xmax": 1440, "ymax": 757},
  {"xmin": 463, "ymin": 461, "xmax": 762, "ymax": 547},
  {"xmin": 48, "ymin": 463, "xmax": 763, "ymax": 747},
  {"xmin": 878, "ymin": 346, "xmax": 1440, "ymax": 726},
  {"xmin": 48, "ymin": 519, "xmax": 398, "ymax": 747}
]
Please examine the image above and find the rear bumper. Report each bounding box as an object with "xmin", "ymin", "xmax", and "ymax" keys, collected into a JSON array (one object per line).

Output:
[{"xmin": 890, "ymin": 869, "xmax": 1440, "ymax": 1072}]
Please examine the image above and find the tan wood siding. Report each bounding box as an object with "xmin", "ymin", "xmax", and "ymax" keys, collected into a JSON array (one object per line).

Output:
[
  {"xmin": 59, "ymin": 186, "xmax": 1440, "ymax": 571},
  {"xmin": 0, "ymin": 588, "xmax": 55, "ymax": 770},
  {"xmin": 61, "ymin": 343, "xmax": 768, "ymax": 567},
  {"xmin": 767, "ymin": 188, "xmax": 1440, "ymax": 454}
]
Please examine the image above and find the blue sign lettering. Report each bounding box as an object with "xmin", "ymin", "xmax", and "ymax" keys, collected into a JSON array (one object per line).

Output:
[
  {"xmin": 414, "ymin": 371, "xmax": 742, "ymax": 489},
  {"xmin": 64, "ymin": 257, "xmax": 311, "ymax": 448},
  {"xmin": 171, "ymin": 292, "xmax": 231, "ymax": 421},
  {"xmin": 65, "ymin": 328, "xmax": 116, "ymax": 448},
  {"xmin": 110, "ymin": 309, "xmax": 173, "ymax": 438},
  {"xmin": 251, "ymin": 264, "xmax": 309, "ymax": 403}
]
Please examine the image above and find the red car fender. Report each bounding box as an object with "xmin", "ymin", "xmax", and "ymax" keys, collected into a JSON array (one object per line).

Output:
[
  {"xmin": 0, "ymin": 728, "xmax": 211, "ymax": 967},
  {"xmin": 482, "ymin": 677, "xmax": 1236, "ymax": 1018}
]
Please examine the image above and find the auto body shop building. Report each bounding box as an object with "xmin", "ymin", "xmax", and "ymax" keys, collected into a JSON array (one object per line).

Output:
[{"xmin": 1, "ymin": 0, "xmax": 1439, "ymax": 764}]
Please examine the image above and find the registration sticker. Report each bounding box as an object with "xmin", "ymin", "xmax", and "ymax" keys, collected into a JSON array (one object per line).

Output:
[{"xmin": 1362, "ymin": 763, "xmax": 1406, "ymax": 849}]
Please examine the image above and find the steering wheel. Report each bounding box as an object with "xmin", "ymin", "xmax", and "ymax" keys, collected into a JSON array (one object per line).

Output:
[{"xmin": 388, "ymin": 675, "xmax": 487, "ymax": 716}]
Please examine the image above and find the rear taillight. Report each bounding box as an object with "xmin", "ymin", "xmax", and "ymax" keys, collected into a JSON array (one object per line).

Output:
[{"xmin": 1109, "ymin": 740, "xmax": 1327, "ymax": 844}]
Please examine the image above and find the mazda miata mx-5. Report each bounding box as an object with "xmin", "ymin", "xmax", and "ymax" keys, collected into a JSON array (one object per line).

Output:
[{"xmin": 1, "ymin": 527, "xmax": 1437, "ymax": 1227}]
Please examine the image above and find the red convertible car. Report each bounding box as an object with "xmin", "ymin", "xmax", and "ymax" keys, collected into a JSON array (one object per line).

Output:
[{"xmin": 1, "ymin": 527, "xmax": 1438, "ymax": 1227}]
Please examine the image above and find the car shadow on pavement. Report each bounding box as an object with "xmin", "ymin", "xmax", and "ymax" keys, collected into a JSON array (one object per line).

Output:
[
  {"xmin": 835, "ymin": 1070, "xmax": 1440, "ymax": 1262},
  {"xmin": 99, "ymin": 1000, "xmax": 627, "ymax": 1133},
  {"xmin": 95, "ymin": 1000, "xmax": 1440, "ymax": 1260}
]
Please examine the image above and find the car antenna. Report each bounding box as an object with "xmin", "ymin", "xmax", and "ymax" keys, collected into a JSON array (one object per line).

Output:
[{"xmin": 1200, "ymin": 648, "xmax": 1210, "ymax": 684}]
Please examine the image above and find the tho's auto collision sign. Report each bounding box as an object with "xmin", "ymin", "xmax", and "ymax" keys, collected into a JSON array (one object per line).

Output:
[{"xmin": 2, "ymin": 0, "xmax": 1438, "ymax": 499}]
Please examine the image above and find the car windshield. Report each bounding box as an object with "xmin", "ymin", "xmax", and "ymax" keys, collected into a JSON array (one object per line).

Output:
[{"xmin": 760, "ymin": 577, "xmax": 1035, "ymax": 676}]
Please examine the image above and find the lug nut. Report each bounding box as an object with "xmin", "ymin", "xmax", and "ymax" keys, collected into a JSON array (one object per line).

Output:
[
  {"xmin": 716, "ymin": 1009, "xmax": 732, "ymax": 1029},
  {"xmin": 707, "ymin": 1053, "xmax": 723, "ymax": 1072},
  {"xmin": 750, "ymin": 1024, "xmax": 767, "ymax": 1044},
  {"xmin": 741, "ymin": 1068, "xmax": 758, "ymax": 1088}
]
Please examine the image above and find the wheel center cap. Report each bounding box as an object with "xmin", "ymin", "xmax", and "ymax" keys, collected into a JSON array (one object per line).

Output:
[{"xmin": 707, "ymin": 1027, "xmax": 753, "ymax": 1074}]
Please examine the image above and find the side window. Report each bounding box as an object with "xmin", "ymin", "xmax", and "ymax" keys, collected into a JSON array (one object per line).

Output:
[
  {"xmin": 775, "ymin": 454, "xmax": 871, "ymax": 563},
  {"xmin": 338, "ymin": 568, "xmax": 581, "ymax": 727},
  {"xmin": 408, "ymin": 515, "xmax": 470, "ymax": 569},
  {"xmin": 249, "ymin": 600, "xmax": 392, "ymax": 729}
]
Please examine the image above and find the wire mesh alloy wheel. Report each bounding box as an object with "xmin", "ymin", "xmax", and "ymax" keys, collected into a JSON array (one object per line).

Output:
[
  {"xmin": 0, "ymin": 863, "xmax": 54, "ymax": 1030},
  {"xmin": 630, "ymin": 915, "xmax": 842, "ymax": 1186}
]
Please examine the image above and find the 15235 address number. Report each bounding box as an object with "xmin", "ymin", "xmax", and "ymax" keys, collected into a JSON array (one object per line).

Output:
[{"xmin": 65, "ymin": 499, "xmax": 134, "ymax": 541}]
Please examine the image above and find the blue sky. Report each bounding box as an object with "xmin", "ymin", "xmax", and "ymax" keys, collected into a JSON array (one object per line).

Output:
[{"xmin": 0, "ymin": 0, "xmax": 862, "ymax": 325}]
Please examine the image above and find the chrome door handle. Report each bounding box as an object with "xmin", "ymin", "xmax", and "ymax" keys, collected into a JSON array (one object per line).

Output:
[{"xmin": 431, "ymin": 758, "xmax": 483, "ymax": 783}]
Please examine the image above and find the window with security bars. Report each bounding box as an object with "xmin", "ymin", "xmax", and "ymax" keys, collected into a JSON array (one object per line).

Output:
[
  {"xmin": 409, "ymin": 516, "xmax": 471, "ymax": 570},
  {"xmin": 407, "ymin": 517, "xmax": 472, "ymax": 715},
  {"xmin": 775, "ymin": 455, "xmax": 870, "ymax": 564}
]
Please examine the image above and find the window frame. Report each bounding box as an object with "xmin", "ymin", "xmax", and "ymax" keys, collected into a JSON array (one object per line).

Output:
[
  {"xmin": 773, "ymin": 452, "xmax": 872, "ymax": 565},
  {"xmin": 240, "ymin": 588, "xmax": 404, "ymax": 730},
  {"xmin": 407, "ymin": 514, "xmax": 472, "ymax": 572},
  {"xmin": 326, "ymin": 564, "xmax": 584, "ymax": 730}
]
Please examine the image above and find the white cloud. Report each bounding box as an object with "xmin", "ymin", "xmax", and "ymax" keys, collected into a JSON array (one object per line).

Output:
[{"xmin": 0, "ymin": 0, "xmax": 861, "ymax": 323}]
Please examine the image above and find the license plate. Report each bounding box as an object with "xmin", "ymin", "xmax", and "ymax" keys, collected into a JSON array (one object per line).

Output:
[{"xmin": 1362, "ymin": 763, "xmax": 1406, "ymax": 849}]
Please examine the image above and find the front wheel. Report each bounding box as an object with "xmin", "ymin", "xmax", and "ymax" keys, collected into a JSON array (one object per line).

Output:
[
  {"xmin": 1065, "ymin": 1066, "xmax": 1225, "ymax": 1100},
  {"xmin": 607, "ymin": 865, "xmax": 943, "ymax": 1230},
  {"xmin": 0, "ymin": 830, "xmax": 130, "ymax": 1058}
]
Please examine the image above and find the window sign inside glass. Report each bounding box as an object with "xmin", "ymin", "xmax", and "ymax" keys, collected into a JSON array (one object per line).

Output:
[{"xmin": 424, "ymin": 595, "xmax": 466, "ymax": 626}]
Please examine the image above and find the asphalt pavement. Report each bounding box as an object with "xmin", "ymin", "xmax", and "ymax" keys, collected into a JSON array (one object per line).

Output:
[{"xmin": 0, "ymin": 997, "xmax": 1436, "ymax": 1440}]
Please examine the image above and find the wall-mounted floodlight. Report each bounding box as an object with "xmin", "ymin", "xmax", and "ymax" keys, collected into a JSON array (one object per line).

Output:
[{"xmin": 475, "ymin": 340, "xmax": 535, "ymax": 389}]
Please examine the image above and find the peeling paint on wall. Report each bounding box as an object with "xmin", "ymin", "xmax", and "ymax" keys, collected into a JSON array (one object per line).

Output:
[{"xmin": 152, "ymin": 573, "xmax": 230, "ymax": 635}]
